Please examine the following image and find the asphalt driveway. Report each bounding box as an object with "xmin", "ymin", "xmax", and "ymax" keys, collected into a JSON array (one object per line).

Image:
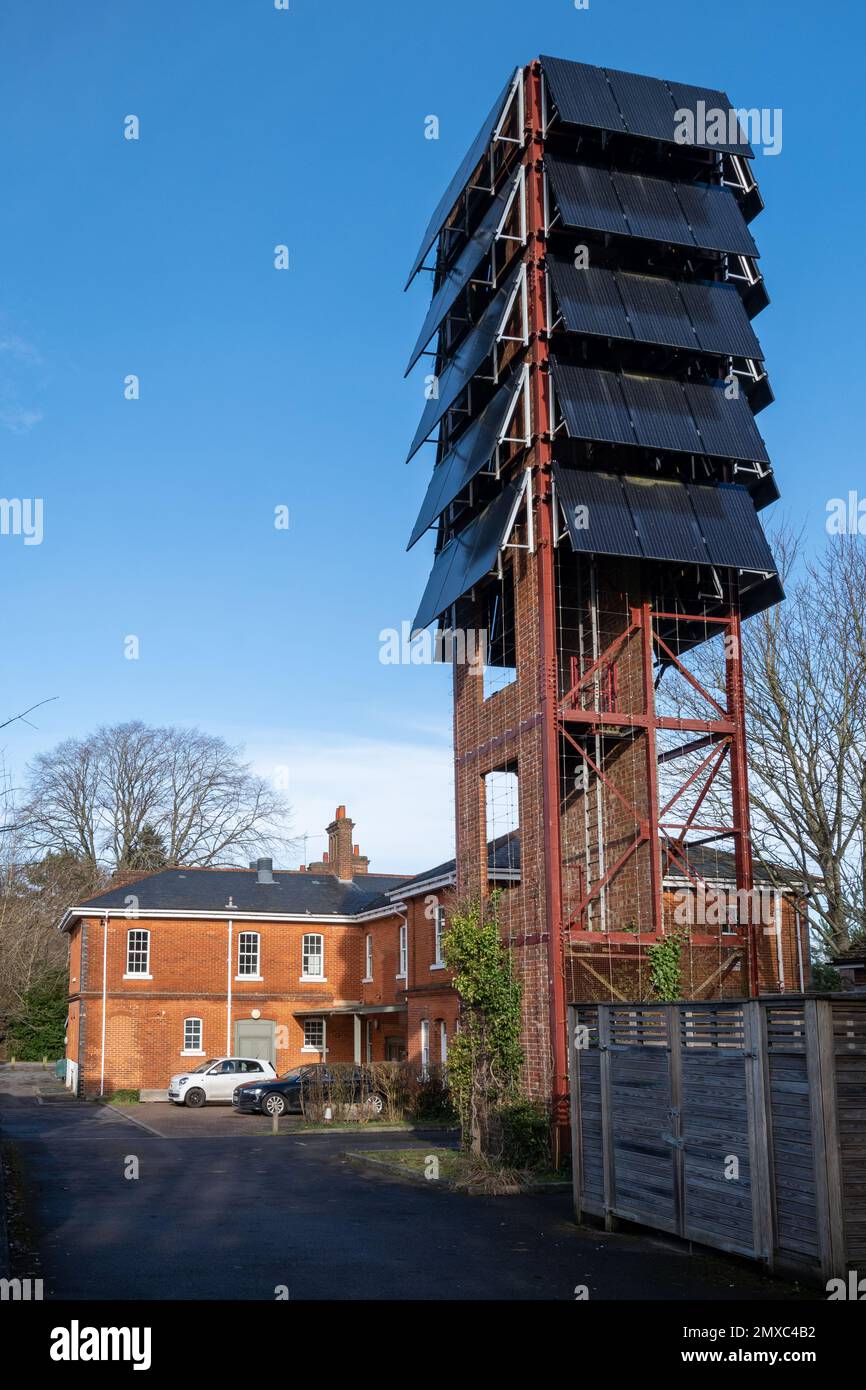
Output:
[{"xmin": 0, "ymin": 1067, "xmax": 809, "ymax": 1301}]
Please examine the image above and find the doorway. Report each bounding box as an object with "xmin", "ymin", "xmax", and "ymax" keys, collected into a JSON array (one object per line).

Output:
[{"xmin": 234, "ymin": 1019, "xmax": 276, "ymax": 1064}]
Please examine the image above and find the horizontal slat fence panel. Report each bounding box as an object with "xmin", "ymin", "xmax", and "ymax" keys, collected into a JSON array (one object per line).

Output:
[{"xmin": 569, "ymin": 996, "xmax": 866, "ymax": 1286}]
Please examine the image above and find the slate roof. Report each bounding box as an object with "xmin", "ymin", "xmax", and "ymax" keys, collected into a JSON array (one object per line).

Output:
[
  {"xmin": 74, "ymin": 868, "xmax": 409, "ymax": 919},
  {"xmin": 395, "ymin": 832, "xmax": 521, "ymax": 896}
]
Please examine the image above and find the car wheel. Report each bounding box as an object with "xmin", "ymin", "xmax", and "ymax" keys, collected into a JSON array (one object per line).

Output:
[
  {"xmin": 263, "ymin": 1092, "xmax": 287, "ymax": 1117},
  {"xmin": 184, "ymin": 1087, "xmax": 206, "ymax": 1108},
  {"xmin": 367, "ymin": 1092, "xmax": 385, "ymax": 1117}
]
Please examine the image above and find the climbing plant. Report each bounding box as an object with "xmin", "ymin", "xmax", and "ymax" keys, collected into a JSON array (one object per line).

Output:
[
  {"xmin": 441, "ymin": 892, "xmax": 524, "ymax": 1158},
  {"xmin": 647, "ymin": 930, "xmax": 689, "ymax": 1002}
]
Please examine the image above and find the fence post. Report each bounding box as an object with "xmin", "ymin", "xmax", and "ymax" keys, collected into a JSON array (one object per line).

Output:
[
  {"xmin": 597, "ymin": 1005, "xmax": 617, "ymax": 1231},
  {"xmin": 744, "ymin": 1000, "xmax": 775, "ymax": 1268},
  {"xmin": 567, "ymin": 1006, "xmax": 583, "ymax": 1223},
  {"xmin": 805, "ymin": 999, "xmax": 846, "ymax": 1284},
  {"xmin": 667, "ymin": 1004, "xmax": 685, "ymax": 1239}
]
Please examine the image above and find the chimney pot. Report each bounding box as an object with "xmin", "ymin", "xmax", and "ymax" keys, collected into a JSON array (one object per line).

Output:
[
  {"xmin": 336, "ymin": 805, "xmax": 346, "ymax": 820},
  {"xmin": 323, "ymin": 851, "xmax": 329, "ymax": 863}
]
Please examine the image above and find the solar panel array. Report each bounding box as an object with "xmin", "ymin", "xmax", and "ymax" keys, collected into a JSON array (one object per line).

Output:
[{"xmin": 402, "ymin": 57, "xmax": 779, "ymax": 629}]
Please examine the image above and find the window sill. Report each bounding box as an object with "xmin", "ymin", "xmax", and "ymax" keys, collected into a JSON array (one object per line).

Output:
[
  {"xmin": 301, "ymin": 1046, "xmax": 326, "ymax": 1053},
  {"xmin": 299, "ymin": 976, "xmax": 327, "ymax": 983},
  {"xmin": 430, "ymin": 962, "xmax": 445, "ymax": 971},
  {"xmin": 395, "ymin": 972, "xmax": 407, "ymax": 981},
  {"xmin": 123, "ymin": 973, "xmax": 152, "ymax": 980},
  {"xmin": 235, "ymin": 975, "xmax": 263, "ymax": 982},
  {"xmin": 181, "ymin": 1049, "xmax": 205, "ymax": 1057},
  {"xmin": 361, "ymin": 976, "xmax": 373, "ymax": 984}
]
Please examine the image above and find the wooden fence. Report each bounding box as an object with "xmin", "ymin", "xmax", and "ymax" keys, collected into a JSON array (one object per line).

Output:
[{"xmin": 567, "ymin": 996, "xmax": 866, "ymax": 1285}]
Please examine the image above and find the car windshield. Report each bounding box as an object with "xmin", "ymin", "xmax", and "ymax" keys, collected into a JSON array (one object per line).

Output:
[
  {"xmin": 192, "ymin": 1060, "xmax": 219, "ymax": 1073},
  {"xmin": 279, "ymin": 1068, "xmax": 309, "ymax": 1082}
]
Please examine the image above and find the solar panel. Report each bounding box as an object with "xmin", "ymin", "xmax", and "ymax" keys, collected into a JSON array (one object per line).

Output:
[
  {"xmin": 611, "ymin": 172, "xmax": 693, "ymax": 246},
  {"xmin": 679, "ymin": 280, "xmax": 763, "ymax": 360},
  {"xmin": 688, "ymin": 482, "xmax": 777, "ymax": 570},
  {"xmin": 553, "ymin": 467, "xmax": 779, "ymax": 576},
  {"xmin": 407, "ymin": 378, "xmax": 518, "ymax": 549},
  {"xmin": 549, "ymin": 159, "xmax": 761, "ymax": 260},
  {"xmin": 620, "ymin": 373, "xmax": 700, "ymax": 454},
  {"xmin": 544, "ymin": 157, "xmax": 627, "ymax": 237},
  {"xmin": 553, "ymin": 467, "xmax": 641, "ymax": 557},
  {"xmin": 547, "ymin": 260, "xmax": 630, "ymax": 341},
  {"xmin": 406, "ymin": 261, "xmax": 521, "ymax": 462},
  {"xmin": 551, "ymin": 361, "xmax": 635, "ymax": 446},
  {"xmin": 406, "ymin": 70, "xmax": 517, "ymax": 288},
  {"xmin": 624, "ymin": 476, "xmax": 707, "ymax": 564},
  {"xmin": 684, "ymin": 381, "xmax": 769, "ymax": 463},
  {"xmin": 540, "ymin": 55, "xmax": 625, "ymax": 134},
  {"xmin": 674, "ymin": 182, "xmax": 759, "ymax": 257},
  {"xmin": 605, "ymin": 67, "xmax": 680, "ymax": 144},
  {"xmin": 412, "ymin": 481, "xmax": 520, "ymax": 630},
  {"xmin": 405, "ymin": 174, "xmax": 518, "ymax": 375},
  {"xmin": 666, "ymin": 81, "xmax": 755, "ymax": 157},
  {"xmin": 616, "ymin": 272, "xmax": 697, "ymax": 351},
  {"xmin": 540, "ymin": 55, "xmax": 755, "ymax": 158}
]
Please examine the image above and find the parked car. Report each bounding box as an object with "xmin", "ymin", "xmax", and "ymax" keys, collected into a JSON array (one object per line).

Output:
[
  {"xmin": 168, "ymin": 1056, "xmax": 277, "ymax": 1107},
  {"xmin": 232, "ymin": 1064, "xmax": 386, "ymax": 1118}
]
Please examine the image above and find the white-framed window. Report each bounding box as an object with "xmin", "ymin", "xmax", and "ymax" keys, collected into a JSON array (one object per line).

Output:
[
  {"xmin": 439, "ymin": 1019, "xmax": 448, "ymax": 1065},
  {"xmin": 237, "ymin": 931, "xmax": 261, "ymax": 978},
  {"xmin": 125, "ymin": 929, "xmax": 150, "ymax": 978},
  {"xmin": 302, "ymin": 933, "xmax": 324, "ymax": 980},
  {"xmin": 302, "ymin": 1018, "xmax": 326, "ymax": 1053},
  {"xmin": 397, "ymin": 923, "xmax": 407, "ymax": 979},
  {"xmin": 420, "ymin": 1019, "xmax": 430, "ymax": 1077},
  {"xmin": 182, "ymin": 1018, "xmax": 203, "ymax": 1054},
  {"xmin": 433, "ymin": 906, "xmax": 446, "ymax": 967},
  {"xmin": 363, "ymin": 933, "xmax": 373, "ymax": 982}
]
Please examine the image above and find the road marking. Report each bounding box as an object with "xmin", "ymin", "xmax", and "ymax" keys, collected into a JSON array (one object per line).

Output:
[{"xmin": 102, "ymin": 1104, "xmax": 166, "ymax": 1137}]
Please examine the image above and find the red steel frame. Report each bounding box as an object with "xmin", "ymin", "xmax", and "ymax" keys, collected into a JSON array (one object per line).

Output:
[
  {"xmin": 559, "ymin": 604, "xmax": 759, "ymax": 994},
  {"xmin": 524, "ymin": 63, "xmax": 570, "ymax": 1144},
  {"xmin": 499, "ymin": 64, "xmax": 760, "ymax": 1146}
]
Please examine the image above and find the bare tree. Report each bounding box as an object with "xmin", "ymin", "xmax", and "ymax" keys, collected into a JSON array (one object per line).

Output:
[
  {"xmin": 659, "ymin": 530, "xmax": 866, "ymax": 957},
  {"xmin": 22, "ymin": 721, "xmax": 293, "ymax": 869}
]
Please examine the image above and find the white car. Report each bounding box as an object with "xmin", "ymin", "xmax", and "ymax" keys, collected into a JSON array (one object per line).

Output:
[{"xmin": 168, "ymin": 1056, "xmax": 277, "ymax": 1107}]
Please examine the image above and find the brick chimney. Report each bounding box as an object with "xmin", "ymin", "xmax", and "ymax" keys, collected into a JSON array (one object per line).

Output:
[{"xmin": 306, "ymin": 805, "xmax": 369, "ymax": 878}]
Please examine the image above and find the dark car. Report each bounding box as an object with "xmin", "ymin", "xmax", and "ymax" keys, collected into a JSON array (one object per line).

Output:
[{"xmin": 232, "ymin": 1064, "xmax": 386, "ymax": 1118}]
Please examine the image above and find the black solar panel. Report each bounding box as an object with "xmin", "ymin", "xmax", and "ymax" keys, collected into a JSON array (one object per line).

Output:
[
  {"xmin": 625, "ymin": 476, "xmax": 707, "ymax": 565},
  {"xmin": 406, "ymin": 70, "xmax": 517, "ymax": 288},
  {"xmin": 554, "ymin": 467, "xmax": 641, "ymax": 558},
  {"xmin": 666, "ymin": 81, "xmax": 755, "ymax": 157},
  {"xmin": 684, "ymin": 381, "xmax": 769, "ymax": 463},
  {"xmin": 406, "ymin": 261, "xmax": 521, "ymax": 462},
  {"xmin": 605, "ymin": 67, "xmax": 680, "ymax": 144},
  {"xmin": 617, "ymin": 273, "xmax": 697, "ymax": 351},
  {"xmin": 545, "ymin": 157, "xmax": 628, "ymax": 237},
  {"xmin": 548, "ymin": 260, "xmax": 629, "ymax": 341},
  {"xmin": 620, "ymin": 373, "xmax": 700, "ymax": 454},
  {"xmin": 611, "ymin": 171, "xmax": 693, "ymax": 246},
  {"xmin": 554, "ymin": 467, "xmax": 779, "ymax": 576},
  {"xmin": 551, "ymin": 361, "xmax": 635, "ymax": 446},
  {"xmin": 540, "ymin": 56, "xmax": 625, "ymax": 134},
  {"xmin": 407, "ymin": 378, "xmax": 517, "ymax": 549},
  {"xmin": 679, "ymin": 280, "xmax": 763, "ymax": 360},
  {"xmin": 674, "ymin": 182, "xmax": 759, "ymax": 257},
  {"xmin": 406, "ymin": 175, "xmax": 517, "ymax": 375},
  {"xmin": 688, "ymin": 482, "xmax": 776, "ymax": 570},
  {"xmin": 541, "ymin": 55, "xmax": 755, "ymax": 159},
  {"xmin": 413, "ymin": 481, "xmax": 520, "ymax": 629}
]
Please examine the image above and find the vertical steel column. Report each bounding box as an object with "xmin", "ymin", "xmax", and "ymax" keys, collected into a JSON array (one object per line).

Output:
[
  {"xmin": 725, "ymin": 606, "xmax": 758, "ymax": 995},
  {"xmin": 524, "ymin": 61, "xmax": 569, "ymax": 1147},
  {"xmin": 640, "ymin": 602, "xmax": 664, "ymax": 935}
]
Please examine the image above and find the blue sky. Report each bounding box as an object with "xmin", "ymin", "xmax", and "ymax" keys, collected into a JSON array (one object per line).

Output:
[{"xmin": 0, "ymin": 0, "xmax": 862, "ymax": 871}]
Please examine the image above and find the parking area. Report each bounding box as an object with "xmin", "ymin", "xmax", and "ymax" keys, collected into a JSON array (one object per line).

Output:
[{"xmin": 0, "ymin": 1065, "xmax": 810, "ymax": 1301}]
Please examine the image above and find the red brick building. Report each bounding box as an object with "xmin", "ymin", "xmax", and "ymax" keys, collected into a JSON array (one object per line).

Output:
[{"xmin": 61, "ymin": 802, "xmax": 809, "ymax": 1098}]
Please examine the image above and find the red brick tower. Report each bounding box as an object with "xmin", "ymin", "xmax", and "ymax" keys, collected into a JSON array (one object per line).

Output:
[{"xmin": 404, "ymin": 58, "xmax": 785, "ymax": 1139}]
